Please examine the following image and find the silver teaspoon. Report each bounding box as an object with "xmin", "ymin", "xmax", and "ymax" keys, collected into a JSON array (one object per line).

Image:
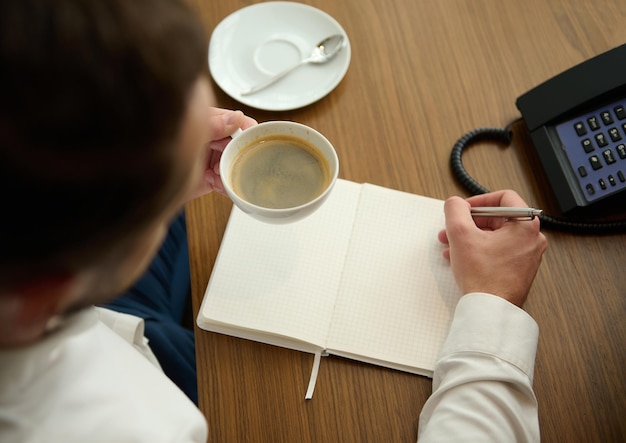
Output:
[{"xmin": 240, "ymin": 34, "xmax": 345, "ymax": 96}]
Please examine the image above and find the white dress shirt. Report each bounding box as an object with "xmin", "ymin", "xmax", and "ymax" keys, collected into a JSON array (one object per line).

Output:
[
  {"xmin": 418, "ymin": 293, "xmax": 540, "ymax": 442},
  {"xmin": 0, "ymin": 307, "xmax": 208, "ymax": 443}
]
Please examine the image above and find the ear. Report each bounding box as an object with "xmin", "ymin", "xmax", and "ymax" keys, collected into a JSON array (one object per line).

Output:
[{"xmin": 0, "ymin": 274, "xmax": 77, "ymax": 346}]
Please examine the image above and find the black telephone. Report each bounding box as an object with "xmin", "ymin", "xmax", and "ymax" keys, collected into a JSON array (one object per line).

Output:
[
  {"xmin": 451, "ymin": 44, "xmax": 626, "ymax": 234},
  {"xmin": 515, "ymin": 43, "xmax": 626, "ymax": 217}
]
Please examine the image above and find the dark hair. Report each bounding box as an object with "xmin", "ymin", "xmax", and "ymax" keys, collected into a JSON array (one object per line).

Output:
[{"xmin": 0, "ymin": 0, "xmax": 207, "ymax": 287}]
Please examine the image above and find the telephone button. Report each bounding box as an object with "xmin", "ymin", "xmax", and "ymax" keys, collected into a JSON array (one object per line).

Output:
[
  {"xmin": 598, "ymin": 179, "xmax": 607, "ymax": 190},
  {"xmin": 595, "ymin": 133, "xmax": 608, "ymax": 147},
  {"xmin": 602, "ymin": 149, "xmax": 616, "ymax": 164},
  {"xmin": 617, "ymin": 144, "xmax": 626, "ymax": 159},
  {"xmin": 608, "ymin": 175, "xmax": 616, "ymax": 186},
  {"xmin": 574, "ymin": 122, "xmax": 587, "ymax": 136},
  {"xmin": 601, "ymin": 111, "xmax": 614, "ymax": 125},
  {"xmin": 609, "ymin": 127, "xmax": 622, "ymax": 142},
  {"xmin": 589, "ymin": 155, "xmax": 603, "ymax": 170},
  {"xmin": 582, "ymin": 138, "xmax": 594, "ymax": 153},
  {"xmin": 578, "ymin": 166, "xmax": 588, "ymax": 177},
  {"xmin": 588, "ymin": 116, "xmax": 601, "ymax": 130},
  {"xmin": 618, "ymin": 171, "xmax": 625, "ymax": 183},
  {"xmin": 586, "ymin": 183, "xmax": 596, "ymax": 195},
  {"xmin": 615, "ymin": 105, "xmax": 626, "ymax": 120}
]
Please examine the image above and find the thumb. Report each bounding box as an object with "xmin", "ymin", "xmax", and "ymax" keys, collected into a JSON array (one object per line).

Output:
[{"xmin": 210, "ymin": 109, "xmax": 244, "ymax": 141}]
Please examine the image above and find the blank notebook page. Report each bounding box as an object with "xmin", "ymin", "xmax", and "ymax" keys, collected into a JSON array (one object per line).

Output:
[
  {"xmin": 199, "ymin": 179, "xmax": 362, "ymax": 349},
  {"xmin": 326, "ymin": 184, "xmax": 462, "ymax": 373}
]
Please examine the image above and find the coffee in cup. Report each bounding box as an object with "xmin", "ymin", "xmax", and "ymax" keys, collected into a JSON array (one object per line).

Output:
[
  {"xmin": 230, "ymin": 134, "xmax": 331, "ymax": 209},
  {"xmin": 220, "ymin": 121, "xmax": 339, "ymax": 223}
]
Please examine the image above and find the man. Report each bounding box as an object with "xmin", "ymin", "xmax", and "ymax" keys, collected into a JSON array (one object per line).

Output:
[{"xmin": 0, "ymin": 0, "xmax": 547, "ymax": 441}]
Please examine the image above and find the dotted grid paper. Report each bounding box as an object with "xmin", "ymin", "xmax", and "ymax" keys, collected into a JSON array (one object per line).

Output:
[
  {"xmin": 325, "ymin": 184, "xmax": 463, "ymax": 374},
  {"xmin": 198, "ymin": 179, "xmax": 362, "ymax": 351}
]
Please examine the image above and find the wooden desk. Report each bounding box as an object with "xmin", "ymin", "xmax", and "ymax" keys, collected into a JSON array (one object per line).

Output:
[{"xmin": 186, "ymin": 1, "xmax": 626, "ymax": 441}]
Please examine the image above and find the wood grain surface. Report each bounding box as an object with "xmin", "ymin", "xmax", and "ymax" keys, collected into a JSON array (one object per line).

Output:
[{"xmin": 186, "ymin": 1, "xmax": 626, "ymax": 441}]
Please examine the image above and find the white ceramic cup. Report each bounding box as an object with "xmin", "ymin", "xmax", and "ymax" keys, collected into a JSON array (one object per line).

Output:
[{"xmin": 220, "ymin": 121, "xmax": 339, "ymax": 223}]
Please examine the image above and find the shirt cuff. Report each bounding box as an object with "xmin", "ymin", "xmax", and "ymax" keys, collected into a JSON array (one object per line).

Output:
[{"xmin": 439, "ymin": 293, "xmax": 539, "ymax": 382}]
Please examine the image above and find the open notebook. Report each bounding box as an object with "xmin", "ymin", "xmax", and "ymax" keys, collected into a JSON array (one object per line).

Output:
[{"xmin": 197, "ymin": 179, "xmax": 462, "ymax": 397}]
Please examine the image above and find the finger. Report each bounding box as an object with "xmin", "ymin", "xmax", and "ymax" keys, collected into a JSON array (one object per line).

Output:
[
  {"xmin": 203, "ymin": 169, "xmax": 225, "ymax": 195},
  {"xmin": 442, "ymin": 248, "xmax": 450, "ymax": 261},
  {"xmin": 437, "ymin": 228, "xmax": 449, "ymax": 245},
  {"xmin": 240, "ymin": 114, "xmax": 258, "ymax": 130},
  {"xmin": 208, "ymin": 109, "xmax": 244, "ymax": 141},
  {"xmin": 471, "ymin": 211, "xmax": 507, "ymax": 231},
  {"xmin": 445, "ymin": 195, "xmax": 505, "ymax": 232},
  {"xmin": 465, "ymin": 189, "xmax": 529, "ymax": 208},
  {"xmin": 438, "ymin": 228, "xmax": 451, "ymax": 261},
  {"xmin": 443, "ymin": 196, "xmax": 475, "ymax": 234},
  {"xmin": 207, "ymin": 107, "xmax": 257, "ymax": 125},
  {"xmin": 466, "ymin": 190, "xmax": 531, "ymax": 230},
  {"xmin": 208, "ymin": 149, "xmax": 221, "ymax": 172},
  {"xmin": 209, "ymin": 139, "xmax": 229, "ymax": 153},
  {"xmin": 207, "ymin": 108, "xmax": 257, "ymax": 152}
]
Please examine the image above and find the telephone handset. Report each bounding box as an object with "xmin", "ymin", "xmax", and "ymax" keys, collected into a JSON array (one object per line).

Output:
[
  {"xmin": 515, "ymin": 43, "xmax": 626, "ymax": 217},
  {"xmin": 451, "ymin": 44, "xmax": 626, "ymax": 234}
]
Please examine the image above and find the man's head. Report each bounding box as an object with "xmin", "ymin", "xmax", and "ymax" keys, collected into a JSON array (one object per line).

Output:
[{"xmin": 0, "ymin": 0, "xmax": 213, "ymax": 344}]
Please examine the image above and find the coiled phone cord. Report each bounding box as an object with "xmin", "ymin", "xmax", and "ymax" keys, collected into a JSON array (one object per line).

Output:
[{"xmin": 450, "ymin": 124, "xmax": 626, "ymax": 234}]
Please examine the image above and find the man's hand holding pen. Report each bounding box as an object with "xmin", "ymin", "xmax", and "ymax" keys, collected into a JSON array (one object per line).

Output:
[{"xmin": 439, "ymin": 190, "xmax": 548, "ymax": 308}]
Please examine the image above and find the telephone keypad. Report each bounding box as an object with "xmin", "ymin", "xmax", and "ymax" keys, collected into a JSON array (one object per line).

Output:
[{"xmin": 557, "ymin": 97, "xmax": 626, "ymax": 203}]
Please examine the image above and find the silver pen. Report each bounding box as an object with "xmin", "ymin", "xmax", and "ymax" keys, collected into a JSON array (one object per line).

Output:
[{"xmin": 470, "ymin": 207, "xmax": 543, "ymax": 220}]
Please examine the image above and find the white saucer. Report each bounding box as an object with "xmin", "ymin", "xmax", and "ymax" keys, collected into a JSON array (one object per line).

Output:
[{"xmin": 208, "ymin": 2, "xmax": 351, "ymax": 111}]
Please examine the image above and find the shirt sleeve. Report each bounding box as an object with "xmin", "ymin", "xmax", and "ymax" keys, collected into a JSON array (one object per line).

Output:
[{"xmin": 417, "ymin": 293, "xmax": 540, "ymax": 443}]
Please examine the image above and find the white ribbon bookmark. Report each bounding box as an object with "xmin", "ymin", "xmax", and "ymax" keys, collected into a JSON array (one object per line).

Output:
[{"xmin": 305, "ymin": 350, "xmax": 323, "ymax": 400}]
